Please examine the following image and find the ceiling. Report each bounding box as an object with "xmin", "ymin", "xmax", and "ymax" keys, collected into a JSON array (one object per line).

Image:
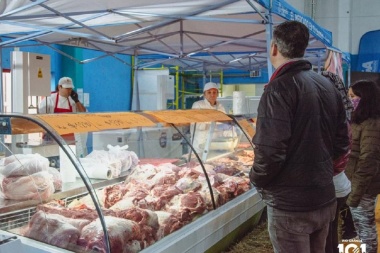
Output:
[{"xmin": 0, "ymin": 0, "xmax": 334, "ymax": 71}]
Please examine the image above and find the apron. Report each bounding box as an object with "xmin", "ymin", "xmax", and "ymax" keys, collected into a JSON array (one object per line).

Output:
[{"xmin": 53, "ymin": 94, "xmax": 75, "ymax": 144}]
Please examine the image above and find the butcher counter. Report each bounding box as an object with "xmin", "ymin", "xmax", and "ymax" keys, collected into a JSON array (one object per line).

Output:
[{"xmin": 0, "ymin": 111, "xmax": 264, "ymax": 253}]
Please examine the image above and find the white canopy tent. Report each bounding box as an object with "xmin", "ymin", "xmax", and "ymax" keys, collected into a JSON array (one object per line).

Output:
[
  {"xmin": 0, "ymin": 2, "xmax": 344, "ymax": 252},
  {"xmin": 0, "ymin": 0, "xmax": 333, "ymax": 73}
]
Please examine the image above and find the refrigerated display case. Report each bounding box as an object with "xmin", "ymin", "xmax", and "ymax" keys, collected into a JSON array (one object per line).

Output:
[{"xmin": 0, "ymin": 110, "xmax": 264, "ymax": 253}]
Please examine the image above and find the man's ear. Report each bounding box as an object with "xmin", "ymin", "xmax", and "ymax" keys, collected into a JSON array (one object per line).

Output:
[{"xmin": 271, "ymin": 43, "xmax": 278, "ymax": 57}]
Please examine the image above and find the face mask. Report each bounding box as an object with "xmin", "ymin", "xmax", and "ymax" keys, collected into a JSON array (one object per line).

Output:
[{"xmin": 351, "ymin": 97, "xmax": 361, "ymax": 111}]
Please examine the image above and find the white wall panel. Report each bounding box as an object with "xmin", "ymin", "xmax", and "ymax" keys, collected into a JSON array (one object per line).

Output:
[{"xmin": 288, "ymin": 0, "xmax": 380, "ymax": 54}]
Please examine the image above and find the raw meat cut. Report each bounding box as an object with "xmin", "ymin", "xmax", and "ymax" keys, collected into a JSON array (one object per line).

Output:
[
  {"xmin": 1, "ymin": 153, "xmax": 49, "ymax": 177},
  {"xmin": 212, "ymin": 163, "xmax": 241, "ymax": 176},
  {"xmin": 126, "ymin": 163, "xmax": 180, "ymax": 187},
  {"xmin": 23, "ymin": 210, "xmax": 82, "ymax": 250},
  {"xmin": 110, "ymin": 197, "xmax": 136, "ymax": 210},
  {"xmin": 216, "ymin": 174, "xmax": 251, "ymax": 201},
  {"xmin": 151, "ymin": 184, "xmax": 183, "ymax": 200},
  {"xmin": 130, "ymin": 184, "xmax": 180, "ymax": 211},
  {"xmin": 197, "ymin": 180, "xmax": 222, "ymax": 209},
  {"xmin": 175, "ymin": 176, "xmax": 201, "ymax": 193},
  {"xmin": 0, "ymin": 171, "xmax": 54, "ymax": 200},
  {"xmin": 155, "ymin": 210, "xmax": 189, "ymax": 239},
  {"xmin": 47, "ymin": 166, "xmax": 62, "ymax": 191},
  {"xmin": 115, "ymin": 207, "xmax": 159, "ymax": 229},
  {"xmin": 166, "ymin": 191, "xmax": 207, "ymax": 218},
  {"xmin": 145, "ymin": 168, "xmax": 178, "ymax": 186},
  {"xmin": 78, "ymin": 216, "xmax": 141, "ymax": 253},
  {"xmin": 37, "ymin": 200, "xmax": 116, "ymax": 220},
  {"xmin": 103, "ymin": 184, "xmax": 129, "ymax": 208},
  {"xmin": 125, "ymin": 164, "xmax": 158, "ymax": 183},
  {"xmin": 190, "ymin": 164, "xmax": 216, "ymax": 176},
  {"xmin": 69, "ymin": 183, "xmax": 127, "ymax": 209},
  {"xmin": 116, "ymin": 207, "xmax": 159, "ymax": 245},
  {"xmin": 25, "ymin": 150, "xmax": 255, "ymax": 252},
  {"xmin": 138, "ymin": 158, "xmax": 179, "ymax": 166},
  {"xmin": 68, "ymin": 188, "xmax": 106, "ymax": 208}
]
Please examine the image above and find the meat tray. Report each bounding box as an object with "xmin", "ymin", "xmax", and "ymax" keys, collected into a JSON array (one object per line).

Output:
[{"xmin": 0, "ymin": 186, "xmax": 265, "ymax": 253}]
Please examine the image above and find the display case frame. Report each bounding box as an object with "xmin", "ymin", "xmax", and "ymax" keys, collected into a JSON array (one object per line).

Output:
[{"xmin": 0, "ymin": 110, "xmax": 261, "ymax": 253}]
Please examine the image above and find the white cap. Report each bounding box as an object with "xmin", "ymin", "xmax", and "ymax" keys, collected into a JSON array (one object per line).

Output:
[
  {"xmin": 58, "ymin": 77, "xmax": 74, "ymax": 89},
  {"xmin": 203, "ymin": 82, "xmax": 218, "ymax": 92}
]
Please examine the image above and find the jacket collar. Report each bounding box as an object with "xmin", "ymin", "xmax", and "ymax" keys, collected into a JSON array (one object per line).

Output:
[{"xmin": 270, "ymin": 59, "xmax": 312, "ymax": 82}]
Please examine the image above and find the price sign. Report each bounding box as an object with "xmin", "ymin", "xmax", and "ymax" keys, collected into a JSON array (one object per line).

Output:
[
  {"xmin": 145, "ymin": 109, "xmax": 231, "ymax": 124},
  {"xmin": 80, "ymin": 112, "xmax": 156, "ymax": 130},
  {"xmin": 237, "ymin": 118, "xmax": 256, "ymax": 138},
  {"xmin": 36, "ymin": 114, "xmax": 95, "ymax": 135}
]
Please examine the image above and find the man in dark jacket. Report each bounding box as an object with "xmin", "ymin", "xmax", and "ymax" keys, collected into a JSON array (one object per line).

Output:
[{"xmin": 249, "ymin": 21, "xmax": 350, "ymax": 253}]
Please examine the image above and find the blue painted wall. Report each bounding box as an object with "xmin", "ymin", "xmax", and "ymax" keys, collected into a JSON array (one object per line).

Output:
[
  {"xmin": 223, "ymin": 68, "xmax": 269, "ymax": 84},
  {"xmin": 56, "ymin": 45, "xmax": 133, "ymax": 112},
  {"xmin": 80, "ymin": 48, "xmax": 132, "ymax": 112}
]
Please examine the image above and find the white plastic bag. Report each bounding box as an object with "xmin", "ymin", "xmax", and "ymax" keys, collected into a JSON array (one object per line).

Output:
[{"xmin": 0, "ymin": 154, "xmax": 49, "ymax": 177}]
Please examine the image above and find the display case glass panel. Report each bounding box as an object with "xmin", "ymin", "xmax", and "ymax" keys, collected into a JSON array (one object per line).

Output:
[{"xmin": 0, "ymin": 110, "xmax": 255, "ymax": 253}]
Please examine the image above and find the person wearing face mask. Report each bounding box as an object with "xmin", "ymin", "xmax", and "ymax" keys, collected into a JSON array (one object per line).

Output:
[
  {"xmin": 190, "ymin": 82, "xmax": 226, "ymax": 154},
  {"xmin": 348, "ymin": 86, "xmax": 361, "ymax": 111},
  {"xmin": 345, "ymin": 79, "xmax": 380, "ymax": 253}
]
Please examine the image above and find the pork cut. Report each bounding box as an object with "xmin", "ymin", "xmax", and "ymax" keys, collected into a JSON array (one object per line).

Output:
[
  {"xmin": 78, "ymin": 216, "xmax": 141, "ymax": 253},
  {"xmin": 165, "ymin": 191, "xmax": 207, "ymax": 218},
  {"xmin": 125, "ymin": 164, "xmax": 158, "ymax": 184},
  {"xmin": 67, "ymin": 188, "xmax": 106, "ymax": 208},
  {"xmin": 116, "ymin": 207, "xmax": 159, "ymax": 245},
  {"xmin": 37, "ymin": 200, "xmax": 116, "ymax": 221},
  {"xmin": 138, "ymin": 158, "xmax": 179, "ymax": 166},
  {"xmin": 47, "ymin": 166, "xmax": 62, "ymax": 191},
  {"xmin": 155, "ymin": 210, "xmax": 189, "ymax": 239},
  {"xmin": 175, "ymin": 176, "xmax": 202, "ymax": 193},
  {"xmin": 216, "ymin": 174, "xmax": 251, "ymax": 202},
  {"xmin": 0, "ymin": 171, "xmax": 54, "ymax": 200},
  {"xmin": 110, "ymin": 197, "xmax": 136, "ymax": 210},
  {"xmin": 1, "ymin": 153, "xmax": 49, "ymax": 177},
  {"xmin": 102, "ymin": 183, "xmax": 129, "ymax": 208},
  {"xmin": 23, "ymin": 210, "xmax": 83, "ymax": 250}
]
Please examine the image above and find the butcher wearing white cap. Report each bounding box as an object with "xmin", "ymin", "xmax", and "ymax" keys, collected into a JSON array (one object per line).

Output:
[
  {"xmin": 191, "ymin": 82, "xmax": 226, "ymax": 112},
  {"xmin": 38, "ymin": 76, "xmax": 86, "ymax": 114},
  {"xmin": 58, "ymin": 77, "xmax": 75, "ymax": 89},
  {"xmin": 190, "ymin": 82, "xmax": 226, "ymax": 153},
  {"xmin": 38, "ymin": 76, "xmax": 86, "ymax": 143}
]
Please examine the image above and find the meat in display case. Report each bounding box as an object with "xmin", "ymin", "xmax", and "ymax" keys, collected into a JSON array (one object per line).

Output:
[{"xmin": 0, "ymin": 110, "xmax": 265, "ymax": 253}]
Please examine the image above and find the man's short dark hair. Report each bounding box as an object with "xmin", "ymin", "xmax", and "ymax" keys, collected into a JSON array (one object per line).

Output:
[{"xmin": 272, "ymin": 21, "xmax": 310, "ymax": 59}]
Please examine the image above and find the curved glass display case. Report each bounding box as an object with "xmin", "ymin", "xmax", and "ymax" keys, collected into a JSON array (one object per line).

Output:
[{"xmin": 0, "ymin": 110, "xmax": 264, "ymax": 253}]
